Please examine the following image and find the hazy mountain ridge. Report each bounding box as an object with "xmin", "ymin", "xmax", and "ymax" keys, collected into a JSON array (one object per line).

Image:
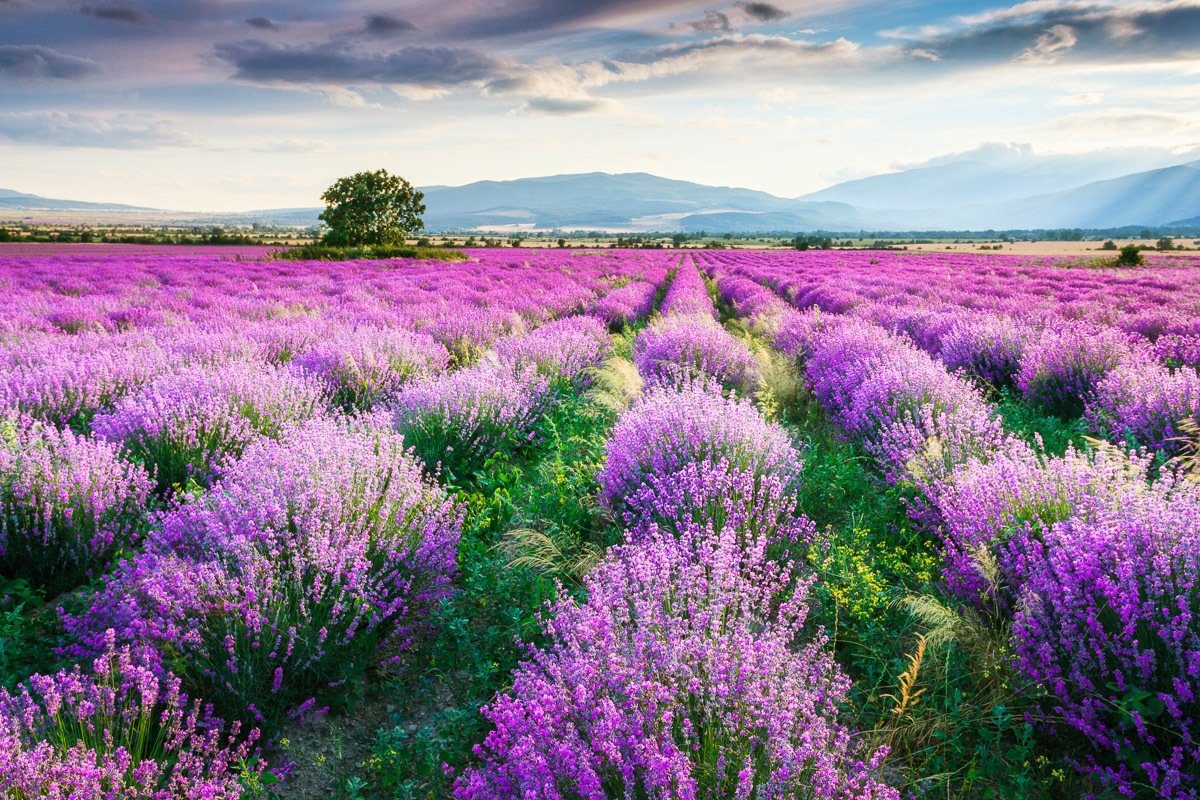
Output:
[{"xmin": 4, "ymin": 158, "xmax": 1200, "ymax": 232}]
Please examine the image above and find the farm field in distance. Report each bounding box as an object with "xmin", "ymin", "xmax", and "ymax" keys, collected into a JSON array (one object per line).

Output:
[{"xmin": 1, "ymin": 243, "xmax": 1198, "ymax": 799}]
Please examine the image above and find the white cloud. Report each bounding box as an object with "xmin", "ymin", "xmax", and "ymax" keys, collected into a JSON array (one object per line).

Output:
[{"xmin": 1019, "ymin": 24, "xmax": 1077, "ymax": 63}]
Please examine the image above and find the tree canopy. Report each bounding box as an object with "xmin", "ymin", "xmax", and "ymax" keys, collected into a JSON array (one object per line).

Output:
[{"xmin": 319, "ymin": 169, "xmax": 426, "ymax": 247}]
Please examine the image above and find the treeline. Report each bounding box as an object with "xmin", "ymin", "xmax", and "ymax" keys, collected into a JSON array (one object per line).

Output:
[{"xmin": 0, "ymin": 225, "xmax": 296, "ymax": 246}]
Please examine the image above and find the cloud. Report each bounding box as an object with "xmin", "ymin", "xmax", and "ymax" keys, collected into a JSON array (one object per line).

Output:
[
  {"xmin": 245, "ymin": 16, "xmax": 279, "ymax": 31},
  {"xmin": 215, "ymin": 40, "xmax": 503, "ymax": 88},
  {"xmin": 1019, "ymin": 23, "xmax": 1077, "ymax": 63},
  {"xmin": 905, "ymin": 1, "xmax": 1200, "ymax": 66},
  {"xmin": 0, "ymin": 45, "xmax": 99, "ymax": 79},
  {"xmin": 1052, "ymin": 91, "xmax": 1104, "ymax": 106},
  {"xmin": 443, "ymin": 0, "xmax": 699, "ymax": 39},
  {"xmin": 738, "ymin": 2, "xmax": 788, "ymax": 23},
  {"xmin": 521, "ymin": 96, "xmax": 617, "ymax": 114},
  {"xmin": 252, "ymin": 139, "xmax": 335, "ymax": 154},
  {"xmin": 361, "ymin": 13, "xmax": 416, "ymax": 37},
  {"xmin": 0, "ymin": 112, "xmax": 191, "ymax": 148},
  {"xmin": 79, "ymin": 4, "xmax": 151, "ymax": 25},
  {"xmin": 681, "ymin": 1, "xmax": 789, "ymax": 34}
]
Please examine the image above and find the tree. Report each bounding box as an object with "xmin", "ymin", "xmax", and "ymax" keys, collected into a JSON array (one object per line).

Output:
[
  {"xmin": 1116, "ymin": 244, "xmax": 1144, "ymax": 267},
  {"xmin": 319, "ymin": 169, "xmax": 425, "ymax": 247},
  {"xmin": 1157, "ymin": 237, "xmax": 1175, "ymax": 251},
  {"xmin": 1101, "ymin": 240, "xmax": 1117, "ymax": 251}
]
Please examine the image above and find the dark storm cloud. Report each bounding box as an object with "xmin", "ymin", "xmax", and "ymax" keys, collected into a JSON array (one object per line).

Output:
[
  {"xmin": 0, "ymin": 44, "xmax": 99, "ymax": 79},
  {"xmin": 214, "ymin": 39, "xmax": 503, "ymax": 87},
  {"xmin": 361, "ymin": 13, "xmax": 416, "ymax": 37},
  {"xmin": 738, "ymin": 2, "xmax": 787, "ymax": 23},
  {"xmin": 245, "ymin": 16, "xmax": 279, "ymax": 31},
  {"xmin": 901, "ymin": 2, "xmax": 1200, "ymax": 65},
  {"xmin": 690, "ymin": 10, "xmax": 732, "ymax": 33},
  {"xmin": 79, "ymin": 3, "xmax": 151, "ymax": 25}
]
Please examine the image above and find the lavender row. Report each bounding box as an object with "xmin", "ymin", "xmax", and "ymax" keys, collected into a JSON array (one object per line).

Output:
[
  {"xmin": 697, "ymin": 250, "xmax": 1200, "ymax": 458},
  {"xmin": 455, "ymin": 264, "xmax": 896, "ymax": 798},
  {"xmin": 752, "ymin": 293, "xmax": 1200, "ymax": 798}
]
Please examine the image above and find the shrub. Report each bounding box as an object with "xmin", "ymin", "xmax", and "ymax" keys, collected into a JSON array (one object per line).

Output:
[
  {"xmin": 1013, "ymin": 477, "xmax": 1200, "ymax": 799},
  {"xmin": 292, "ymin": 326, "xmax": 448, "ymax": 410},
  {"xmin": 391, "ymin": 364, "xmax": 549, "ymax": 481},
  {"xmin": 92, "ymin": 360, "xmax": 326, "ymax": 491},
  {"xmin": 633, "ymin": 315, "xmax": 760, "ymax": 394},
  {"xmin": 0, "ymin": 416, "xmax": 152, "ymax": 595},
  {"xmin": 1016, "ymin": 324, "xmax": 1132, "ymax": 418},
  {"xmin": 1086, "ymin": 359, "xmax": 1200, "ymax": 456},
  {"xmin": 598, "ymin": 383, "xmax": 803, "ymax": 533},
  {"xmin": 0, "ymin": 633, "xmax": 262, "ymax": 798},
  {"xmin": 454, "ymin": 524, "xmax": 897, "ymax": 800},
  {"xmin": 939, "ymin": 315, "xmax": 1035, "ymax": 390},
  {"xmin": 493, "ymin": 315, "xmax": 610, "ymax": 386},
  {"xmin": 659, "ymin": 259, "xmax": 716, "ymax": 318},
  {"xmin": 69, "ymin": 417, "xmax": 463, "ymax": 731},
  {"xmin": 1115, "ymin": 244, "xmax": 1144, "ymax": 267},
  {"xmin": 592, "ymin": 281, "xmax": 658, "ymax": 329}
]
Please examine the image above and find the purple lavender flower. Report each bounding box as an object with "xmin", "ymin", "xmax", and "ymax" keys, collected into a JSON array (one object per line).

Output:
[
  {"xmin": 1016, "ymin": 324, "xmax": 1133, "ymax": 417},
  {"xmin": 0, "ymin": 415, "xmax": 152, "ymax": 594},
  {"xmin": 1086, "ymin": 358, "xmax": 1200, "ymax": 456},
  {"xmin": 0, "ymin": 632, "xmax": 263, "ymax": 798},
  {"xmin": 598, "ymin": 383, "xmax": 803, "ymax": 531},
  {"xmin": 69, "ymin": 416, "xmax": 463, "ymax": 731},
  {"xmin": 455, "ymin": 523, "xmax": 896, "ymax": 800},
  {"xmin": 493, "ymin": 315, "xmax": 610, "ymax": 385},
  {"xmin": 391, "ymin": 364, "xmax": 550, "ymax": 480},
  {"xmin": 292, "ymin": 325, "xmax": 449, "ymax": 410},
  {"xmin": 633, "ymin": 315, "xmax": 760, "ymax": 394},
  {"xmin": 92, "ymin": 360, "xmax": 326, "ymax": 491}
]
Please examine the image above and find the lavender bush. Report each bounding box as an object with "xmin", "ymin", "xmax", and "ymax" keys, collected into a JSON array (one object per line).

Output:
[
  {"xmin": 633, "ymin": 315, "xmax": 760, "ymax": 394},
  {"xmin": 0, "ymin": 415, "xmax": 152, "ymax": 594},
  {"xmin": 0, "ymin": 632, "xmax": 262, "ymax": 798},
  {"xmin": 69, "ymin": 417, "xmax": 463, "ymax": 730},
  {"xmin": 455, "ymin": 523, "xmax": 896, "ymax": 800}
]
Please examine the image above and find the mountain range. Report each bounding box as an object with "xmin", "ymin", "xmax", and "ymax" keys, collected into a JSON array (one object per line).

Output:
[{"xmin": 4, "ymin": 153, "xmax": 1200, "ymax": 233}]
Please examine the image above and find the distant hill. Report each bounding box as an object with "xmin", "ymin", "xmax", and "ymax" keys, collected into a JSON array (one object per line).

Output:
[
  {"xmin": 4, "ymin": 160, "xmax": 1200, "ymax": 233},
  {"xmin": 0, "ymin": 188, "xmax": 152, "ymax": 213}
]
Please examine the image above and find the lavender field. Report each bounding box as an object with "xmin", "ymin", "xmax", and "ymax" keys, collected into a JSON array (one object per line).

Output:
[{"xmin": 1, "ymin": 246, "xmax": 1199, "ymax": 799}]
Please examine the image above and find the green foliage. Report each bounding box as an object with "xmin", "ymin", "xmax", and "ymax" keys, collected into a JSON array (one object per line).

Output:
[
  {"xmin": 1115, "ymin": 243, "xmax": 1144, "ymax": 267},
  {"xmin": 993, "ymin": 388, "xmax": 1089, "ymax": 456},
  {"xmin": 274, "ymin": 244, "xmax": 466, "ymax": 262},
  {"xmin": 319, "ymin": 170, "xmax": 427, "ymax": 247}
]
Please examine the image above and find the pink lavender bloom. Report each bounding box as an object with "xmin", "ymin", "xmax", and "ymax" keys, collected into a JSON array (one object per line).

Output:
[
  {"xmin": 931, "ymin": 445, "xmax": 1151, "ymax": 608},
  {"xmin": 0, "ymin": 633, "xmax": 263, "ymax": 799},
  {"xmin": 938, "ymin": 314, "xmax": 1035, "ymax": 389},
  {"xmin": 0, "ymin": 415, "xmax": 152, "ymax": 594},
  {"xmin": 1012, "ymin": 475, "xmax": 1200, "ymax": 799},
  {"xmin": 493, "ymin": 315, "xmax": 610, "ymax": 385},
  {"xmin": 633, "ymin": 315, "xmax": 760, "ymax": 394},
  {"xmin": 92, "ymin": 360, "xmax": 326, "ymax": 491},
  {"xmin": 660, "ymin": 257, "xmax": 716, "ymax": 318},
  {"xmin": 1086, "ymin": 358, "xmax": 1200, "ymax": 457},
  {"xmin": 592, "ymin": 280, "xmax": 659, "ymax": 328},
  {"xmin": 1016, "ymin": 324, "xmax": 1133, "ymax": 417},
  {"xmin": 391, "ymin": 364, "xmax": 550, "ymax": 480},
  {"xmin": 69, "ymin": 417, "xmax": 463, "ymax": 731},
  {"xmin": 292, "ymin": 325, "xmax": 449, "ymax": 410},
  {"xmin": 598, "ymin": 383, "xmax": 803, "ymax": 531},
  {"xmin": 454, "ymin": 523, "xmax": 896, "ymax": 800}
]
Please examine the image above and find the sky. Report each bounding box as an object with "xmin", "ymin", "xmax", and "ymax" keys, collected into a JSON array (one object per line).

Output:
[{"xmin": 2, "ymin": 0, "xmax": 1200, "ymax": 210}]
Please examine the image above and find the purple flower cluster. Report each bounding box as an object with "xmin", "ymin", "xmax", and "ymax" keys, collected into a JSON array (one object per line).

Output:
[
  {"xmin": 493, "ymin": 315, "xmax": 610, "ymax": 385},
  {"xmin": 659, "ymin": 257, "xmax": 716, "ymax": 318},
  {"xmin": 1086, "ymin": 358, "xmax": 1200, "ymax": 456},
  {"xmin": 1013, "ymin": 475, "xmax": 1200, "ymax": 799},
  {"xmin": 69, "ymin": 417, "xmax": 463, "ymax": 730},
  {"xmin": 939, "ymin": 314, "xmax": 1035, "ymax": 389},
  {"xmin": 0, "ymin": 415, "xmax": 152, "ymax": 594},
  {"xmin": 0, "ymin": 633, "xmax": 262, "ymax": 798},
  {"xmin": 598, "ymin": 383, "xmax": 804, "ymax": 533},
  {"xmin": 592, "ymin": 279, "xmax": 659, "ymax": 328},
  {"xmin": 455, "ymin": 523, "xmax": 896, "ymax": 800},
  {"xmin": 292, "ymin": 325, "xmax": 449, "ymax": 410},
  {"xmin": 633, "ymin": 314, "xmax": 761, "ymax": 394},
  {"xmin": 92, "ymin": 360, "xmax": 326, "ymax": 491},
  {"xmin": 391, "ymin": 363, "xmax": 550, "ymax": 480},
  {"xmin": 1015, "ymin": 323, "xmax": 1133, "ymax": 417}
]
